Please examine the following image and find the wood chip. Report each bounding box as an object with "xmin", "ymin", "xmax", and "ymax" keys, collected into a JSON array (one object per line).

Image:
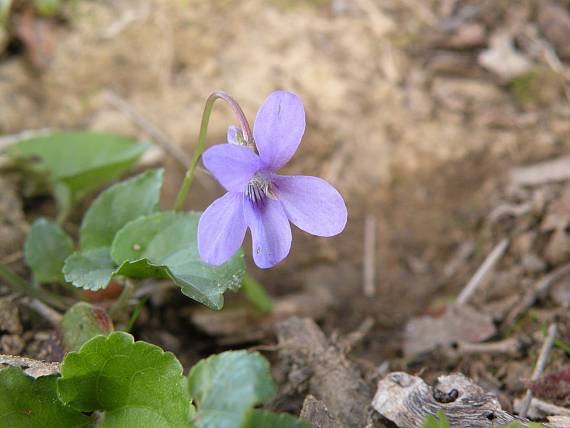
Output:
[
  {"xmin": 372, "ymin": 372, "xmax": 530, "ymax": 427},
  {"xmin": 0, "ymin": 354, "xmax": 59, "ymax": 378}
]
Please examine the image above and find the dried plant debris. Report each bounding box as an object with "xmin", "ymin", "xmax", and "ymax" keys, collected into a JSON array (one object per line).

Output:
[
  {"xmin": 299, "ymin": 395, "xmax": 343, "ymax": 428},
  {"xmin": 404, "ymin": 304, "xmax": 496, "ymax": 356},
  {"xmin": 0, "ymin": 354, "xmax": 59, "ymax": 378},
  {"xmin": 276, "ymin": 317, "xmax": 375, "ymax": 428},
  {"xmin": 479, "ymin": 32, "xmax": 533, "ymax": 80},
  {"xmin": 527, "ymin": 366, "xmax": 570, "ymax": 400},
  {"xmin": 189, "ymin": 285, "xmax": 333, "ymax": 344},
  {"xmin": 372, "ymin": 372, "xmax": 529, "ymax": 428}
]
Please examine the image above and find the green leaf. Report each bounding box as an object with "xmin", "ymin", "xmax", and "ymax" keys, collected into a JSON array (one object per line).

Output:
[
  {"xmin": 63, "ymin": 170, "xmax": 163, "ymax": 291},
  {"xmin": 61, "ymin": 302, "xmax": 114, "ymax": 351},
  {"xmin": 57, "ymin": 332, "xmax": 191, "ymax": 428},
  {"xmin": 241, "ymin": 410, "xmax": 312, "ymax": 428},
  {"xmin": 33, "ymin": 0, "xmax": 60, "ymax": 16},
  {"xmin": 63, "ymin": 248, "xmax": 168, "ymax": 291},
  {"xmin": 422, "ymin": 411, "xmax": 450, "ymax": 428},
  {"xmin": 111, "ymin": 211, "xmax": 245, "ymax": 310},
  {"xmin": 7, "ymin": 131, "xmax": 150, "ymax": 205},
  {"xmin": 24, "ymin": 217, "xmax": 74, "ymax": 283},
  {"xmin": 79, "ymin": 169, "xmax": 163, "ymax": 249},
  {"xmin": 0, "ymin": 367, "xmax": 91, "ymax": 427},
  {"xmin": 0, "ymin": 0, "xmax": 12, "ymax": 27},
  {"xmin": 188, "ymin": 350, "xmax": 278, "ymax": 428},
  {"xmin": 63, "ymin": 247, "xmax": 116, "ymax": 291}
]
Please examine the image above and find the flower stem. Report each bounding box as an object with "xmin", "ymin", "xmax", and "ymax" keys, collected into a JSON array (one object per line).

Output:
[
  {"xmin": 242, "ymin": 272, "xmax": 273, "ymax": 312},
  {"xmin": 0, "ymin": 263, "xmax": 67, "ymax": 311},
  {"xmin": 174, "ymin": 91, "xmax": 253, "ymax": 211}
]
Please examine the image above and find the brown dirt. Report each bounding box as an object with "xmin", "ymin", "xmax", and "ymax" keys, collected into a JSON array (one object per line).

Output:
[{"xmin": 3, "ymin": 0, "xmax": 570, "ymax": 424}]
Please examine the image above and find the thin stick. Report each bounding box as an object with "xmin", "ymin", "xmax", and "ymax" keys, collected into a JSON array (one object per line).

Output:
[
  {"xmin": 103, "ymin": 91, "xmax": 191, "ymax": 169},
  {"xmin": 519, "ymin": 323, "xmax": 557, "ymax": 418},
  {"xmin": 363, "ymin": 214, "xmax": 377, "ymax": 296},
  {"xmin": 457, "ymin": 338, "xmax": 520, "ymax": 356},
  {"xmin": 506, "ymin": 262, "xmax": 570, "ymax": 325},
  {"xmin": 522, "ymin": 397, "xmax": 570, "ymax": 417},
  {"xmin": 23, "ymin": 298, "xmax": 62, "ymax": 326},
  {"xmin": 457, "ymin": 238, "xmax": 509, "ymax": 305}
]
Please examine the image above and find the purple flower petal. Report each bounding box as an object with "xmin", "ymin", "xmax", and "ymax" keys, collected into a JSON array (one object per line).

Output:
[
  {"xmin": 202, "ymin": 144, "xmax": 260, "ymax": 192},
  {"xmin": 227, "ymin": 125, "xmax": 241, "ymax": 145},
  {"xmin": 198, "ymin": 192, "xmax": 247, "ymax": 265},
  {"xmin": 273, "ymin": 175, "xmax": 347, "ymax": 237},
  {"xmin": 244, "ymin": 198, "xmax": 292, "ymax": 268},
  {"xmin": 253, "ymin": 91, "xmax": 305, "ymax": 171}
]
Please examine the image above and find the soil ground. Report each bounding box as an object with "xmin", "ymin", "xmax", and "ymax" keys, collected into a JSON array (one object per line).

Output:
[{"xmin": 2, "ymin": 0, "xmax": 570, "ymax": 425}]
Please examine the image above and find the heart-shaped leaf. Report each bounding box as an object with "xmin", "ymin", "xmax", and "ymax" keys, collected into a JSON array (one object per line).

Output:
[
  {"xmin": 24, "ymin": 218, "xmax": 74, "ymax": 284},
  {"xmin": 79, "ymin": 169, "xmax": 163, "ymax": 250},
  {"xmin": 0, "ymin": 367, "xmax": 92, "ymax": 427},
  {"xmin": 111, "ymin": 211, "xmax": 245, "ymax": 310},
  {"xmin": 57, "ymin": 332, "xmax": 191, "ymax": 428},
  {"xmin": 7, "ymin": 131, "xmax": 150, "ymax": 205},
  {"xmin": 63, "ymin": 170, "xmax": 163, "ymax": 291},
  {"xmin": 63, "ymin": 247, "xmax": 116, "ymax": 291},
  {"xmin": 188, "ymin": 350, "xmax": 277, "ymax": 428},
  {"xmin": 61, "ymin": 302, "xmax": 114, "ymax": 351},
  {"xmin": 241, "ymin": 410, "xmax": 312, "ymax": 428}
]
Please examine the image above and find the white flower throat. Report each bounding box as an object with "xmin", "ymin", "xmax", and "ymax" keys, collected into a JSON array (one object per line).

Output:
[{"xmin": 245, "ymin": 173, "xmax": 275, "ymax": 203}]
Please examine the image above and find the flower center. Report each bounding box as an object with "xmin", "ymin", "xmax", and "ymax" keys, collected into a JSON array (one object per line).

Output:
[{"xmin": 245, "ymin": 173, "xmax": 273, "ymax": 203}]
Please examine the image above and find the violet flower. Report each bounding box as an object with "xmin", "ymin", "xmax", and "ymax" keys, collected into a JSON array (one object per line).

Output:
[{"xmin": 198, "ymin": 91, "xmax": 347, "ymax": 268}]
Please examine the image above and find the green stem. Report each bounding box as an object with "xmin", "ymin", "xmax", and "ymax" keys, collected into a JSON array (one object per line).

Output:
[
  {"xmin": 242, "ymin": 272, "xmax": 273, "ymax": 312},
  {"xmin": 109, "ymin": 280, "xmax": 134, "ymax": 322},
  {"xmin": 125, "ymin": 294, "xmax": 150, "ymax": 333},
  {"xmin": 173, "ymin": 91, "xmax": 253, "ymax": 211},
  {"xmin": 0, "ymin": 263, "xmax": 67, "ymax": 311}
]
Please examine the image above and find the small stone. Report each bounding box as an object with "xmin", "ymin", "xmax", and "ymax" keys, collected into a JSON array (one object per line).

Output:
[
  {"xmin": 0, "ymin": 334, "xmax": 26, "ymax": 355},
  {"xmin": 0, "ymin": 298, "xmax": 23, "ymax": 334},
  {"xmin": 521, "ymin": 253, "xmax": 546, "ymax": 273}
]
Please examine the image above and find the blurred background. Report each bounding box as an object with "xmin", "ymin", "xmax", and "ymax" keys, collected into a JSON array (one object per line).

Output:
[{"xmin": 2, "ymin": 0, "xmax": 570, "ymax": 374}]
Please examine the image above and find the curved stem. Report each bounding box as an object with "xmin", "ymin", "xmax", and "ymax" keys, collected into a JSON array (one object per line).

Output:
[{"xmin": 174, "ymin": 91, "xmax": 253, "ymax": 211}]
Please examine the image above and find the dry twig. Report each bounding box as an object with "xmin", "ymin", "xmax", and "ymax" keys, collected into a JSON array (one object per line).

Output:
[
  {"xmin": 22, "ymin": 298, "xmax": 62, "ymax": 327},
  {"xmin": 103, "ymin": 91, "xmax": 191, "ymax": 169},
  {"xmin": 457, "ymin": 238, "xmax": 509, "ymax": 305},
  {"xmin": 457, "ymin": 337, "xmax": 521, "ymax": 356},
  {"xmin": 363, "ymin": 214, "xmax": 376, "ymax": 296},
  {"xmin": 506, "ymin": 263, "xmax": 570, "ymax": 325},
  {"xmin": 519, "ymin": 323, "xmax": 557, "ymax": 418}
]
